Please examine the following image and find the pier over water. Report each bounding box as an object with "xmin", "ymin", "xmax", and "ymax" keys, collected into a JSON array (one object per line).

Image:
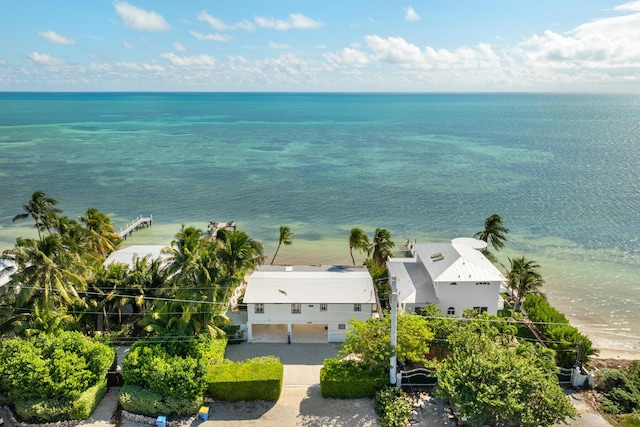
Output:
[{"xmin": 118, "ymin": 215, "xmax": 152, "ymax": 239}]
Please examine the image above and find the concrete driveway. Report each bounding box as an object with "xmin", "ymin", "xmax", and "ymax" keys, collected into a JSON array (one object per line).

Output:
[{"xmin": 201, "ymin": 343, "xmax": 455, "ymax": 427}]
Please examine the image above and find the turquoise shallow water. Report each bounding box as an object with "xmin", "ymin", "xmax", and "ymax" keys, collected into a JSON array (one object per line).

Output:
[{"xmin": 1, "ymin": 92, "xmax": 639, "ymax": 351}]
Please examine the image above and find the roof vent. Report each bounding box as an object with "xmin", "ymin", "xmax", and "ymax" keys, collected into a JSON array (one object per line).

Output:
[
  {"xmin": 284, "ymin": 266, "xmax": 293, "ymax": 272},
  {"xmin": 431, "ymin": 252, "xmax": 444, "ymax": 262}
]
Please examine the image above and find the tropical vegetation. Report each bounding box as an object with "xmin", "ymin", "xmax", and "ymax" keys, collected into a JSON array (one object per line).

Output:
[
  {"xmin": 271, "ymin": 225, "xmax": 293, "ymax": 265},
  {"xmin": 474, "ymin": 213, "xmax": 509, "ymax": 263}
]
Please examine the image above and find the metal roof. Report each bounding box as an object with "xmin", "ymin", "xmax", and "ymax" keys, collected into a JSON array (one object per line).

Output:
[
  {"xmin": 103, "ymin": 245, "xmax": 169, "ymax": 268},
  {"xmin": 387, "ymin": 257, "xmax": 438, "ymax": 305},
  {"xmin": 243, "ymin": 265, "xmax": 376, "ymax": 304}
]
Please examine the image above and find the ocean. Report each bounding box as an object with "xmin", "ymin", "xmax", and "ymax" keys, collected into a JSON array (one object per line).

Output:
[{"xmin": 1, "ymin": 92, "xmax": 639, "ymax": 352}]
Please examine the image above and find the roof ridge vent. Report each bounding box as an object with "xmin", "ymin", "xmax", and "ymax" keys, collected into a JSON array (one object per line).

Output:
[{"xmin": 431, "ymin": 253, "xmax": 445, "ymax": 262}]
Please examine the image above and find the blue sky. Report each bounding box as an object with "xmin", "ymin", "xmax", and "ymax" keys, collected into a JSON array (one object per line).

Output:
[{"xmin": 1, "ymin": 1, "xmax": 639, "ymax": 92}]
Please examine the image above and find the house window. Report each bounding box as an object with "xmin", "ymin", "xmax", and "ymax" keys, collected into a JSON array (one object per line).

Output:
[
  {"xmin": 473, "ymin": 306, "xmax": 488, "ymax": 314},
  {"xmin": 447, "ymin": 307, "xmax": 455, "ymax": 315},
  {"xmin": 291, "ymin": 303, "xmax": 301, "ymax": 314},
  {"xmin": 475, "ymin": 282, "xmax": 490, "ymax": 286},
  {"xmin": 353, "ymin": 303, "xmax": 361, "ymax": 312},
  {"xmin": 338, "ymin": 324, "xmax": 346, "ymax": 330},
  {"xmin": 320, "ymin": 303, "xmax": 328, "ymax": 312},
  {"xmin": 254, "ymin": 303, "xmax": 264, "ymax": 314}
]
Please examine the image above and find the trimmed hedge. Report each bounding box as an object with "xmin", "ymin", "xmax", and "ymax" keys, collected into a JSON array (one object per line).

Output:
[
  {"xmin": 320, "ymin": 358, "xmax": 387, "ymax": 398},
  {"xmin": 119, "ymin": 384, "xmax": 204, "ymax": 417},
  {"xmin": 207, "ymin": 356, "xmax": 283, "ymax": 401},
  {"xmin": 13, "ymin": 379, "xmax": 108, "ymax": 422},
  {"xmin": 203, "ymin": 337, "xmax": 227, "ymax": 366}
]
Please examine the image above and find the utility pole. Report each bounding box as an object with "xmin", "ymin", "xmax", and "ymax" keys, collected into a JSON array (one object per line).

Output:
[{"xmin": 390, "ymin": 276, "xmax": 398, "ymax": 385}]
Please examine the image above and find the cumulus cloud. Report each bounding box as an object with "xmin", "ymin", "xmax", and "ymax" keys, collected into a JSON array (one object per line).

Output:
[
  {"xmin": 173, "ymin": 42, "xmax": 187, "ymax": 52},
  {"xmin": 254, "ymin": 13, "xmax": 323, "ymax": 30},
  {"xmin": 117, "ymin": 61, "xmax": 165, "ymax": 71},
  {"xmin": 123, "ymin": 40, "xmax": 135, "ymax": 49},
  {"xmin": 612, "ymin": 1, "xmax": 640, "ymax": 11},
  {"xmin": 38, "ymin": 30, "xmax": 76, "ymax": 45},
  {"xmin": 161, "ymin": 52, "xmax": 216, "ymax": 67},
  {"xmin": 269, "ymin": 41, "xmax": 290, "ymax": 49},
  {"xmin": 189, "ymin": 30, "xmax": 232, "ymax": 42},
  {"xmin": 404, "ymin": 6, "xmax": 420, "ymax": 22},
  {"xmin": 198, "ymin": 11, "xmax": 255, "ymax": 31},
  {"xmin": 28, "ymin": 51, "xmax": 64, "ymax": 66},
  {"xmin": 114, "ymin": 1, "xmax": 170, "ymax": 31}
]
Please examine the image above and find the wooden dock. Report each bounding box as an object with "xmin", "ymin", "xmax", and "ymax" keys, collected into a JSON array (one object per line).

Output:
[{"xmin": 119, "ymin": 215, "xmax": 153, "ymax": 239}]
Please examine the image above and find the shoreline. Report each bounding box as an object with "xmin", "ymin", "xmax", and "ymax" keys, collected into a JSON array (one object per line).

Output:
[{"xmin": 3, "ymin": 222, "xmax": 640, "ymax": 361}]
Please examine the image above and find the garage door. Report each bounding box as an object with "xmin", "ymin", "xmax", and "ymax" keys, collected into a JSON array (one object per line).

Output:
[
  {"xmin": 291, "ymin": 324, "xmax": 328, "ymax": 343},
  {"xmin": 251, "ymin": 324, "xmax": 287, "ymax": 342}
]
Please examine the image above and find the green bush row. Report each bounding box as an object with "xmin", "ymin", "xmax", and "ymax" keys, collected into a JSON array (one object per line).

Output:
[
  {"xmin": 320, "ymin": 358, "xmax": 387, "ymax": 398},
  {"xmin": 0, "ymin": 331, "xmax": 114, "ymax": 404},
  {"xmin": 119, "ymin": 384, "xmax": 203, "ymax": 417},
  {"xmin": 207, "ymin": 356, "xmax": 283, "ymax": 401},
  {"xmin": 523, "ymin": 294, "xmax": 594, "ymax": 368},
  {"xmin": 13, "ymin": 379, "xmax": 107, "ymax": 422}
]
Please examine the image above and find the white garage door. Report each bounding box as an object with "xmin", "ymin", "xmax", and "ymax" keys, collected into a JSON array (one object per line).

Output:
[
  {"xmin": 291, "ymin": 324, "xmax": 328, "ymax": 343},
  {"xmin": 251, "ymin": 324, "xmax": 287, "ymax": 342}
]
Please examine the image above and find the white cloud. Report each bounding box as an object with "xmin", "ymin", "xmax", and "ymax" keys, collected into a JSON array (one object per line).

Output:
[
  {"xmin": 28, "ymin": 51, "xmax": 64, "ymax": 66},
  {"xmin": 189, "ymin": 30, "xmax": 232, "ymax": 42},
  {"xmin": 612, "ymin": 1, "xmax": 640, "ymax": 11},
  {"xmin": 173, "ymin": 42, "xmax": 187, "ymax": 52},
  {"xmin": 269, "ymin": 41, "xmax": 290, "ymax": 50},
  {"xmin": 117, "ymin": 61, "xmax": 165, "ymax": 71},
  {"xmin": 254, "ymin": 13, "xmax": 323, "ymax": 30},
  {"xmin": 198, "ymin": 11, "xmax": 255, "ymax": 32},
  {"xmin": 114, "ymin": 1, "xmax": 170, "ymax": 32},
  {"xmin": 160, "ymin": 52, "xmax": 216, "ymax": 67},
  {"xmin": 324, "ymin": 47, "xmax": 371, "ymax": 67},
  {"xmin": 123, "ymin": 40, "xmax": 135, "ymax": 49},
  {"xmin": 37, "ymin": 31, "xmax": 76, "ymax": 45},
  {"xmin": 404, "ymin": 6, "xmax": 420, "ymax": 22}
]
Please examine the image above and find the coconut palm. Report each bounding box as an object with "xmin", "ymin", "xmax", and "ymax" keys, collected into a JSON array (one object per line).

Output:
[
  {"xmin": 474, "ymin": 214, "xmax": 509, "ymax": 252},
  {"xmin": 348, "ymin": 228, "xmax": 371, "ymax": 265},
  {"xmin": 12, "ymin": 191, "xmax": 62, "ymax": 240},
  {"xmin": 372, "ymin": 228, "xmax": 394, "ymax": 268},
  {"xmin": 3, "ymin": 235, "xmax": 86, "ymax": 310},
  {"xmin": 79, "ymin": 207, "xmax": 122, "ymax": 258},
  {"xmin": 271, "ymin": 226, "xmax": 293, "ymax": 265},
  {"xmin": 507, "ymin": 256, "xmax": 545, "ymax": 311},
  {"xmin": 216, "ymin": 229, "xmax": 264, "ymax": 279}
]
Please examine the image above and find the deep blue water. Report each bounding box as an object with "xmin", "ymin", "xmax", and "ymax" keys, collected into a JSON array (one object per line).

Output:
[{"xmin": 1, "ymin": 92, "xmax": 639, "ymax": 349}]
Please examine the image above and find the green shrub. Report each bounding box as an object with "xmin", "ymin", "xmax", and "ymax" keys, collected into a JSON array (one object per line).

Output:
[
  {"xmin": 203, "ymin": 337, "xmax": 227, "ymax": 365},
  {"xmin": 119, "ymin": 383, "xmax": 204, "ymax": 417},
  {"xmin": 596, "ymin": 368, "xmax": 640, "ymax": 414},
  {"xmin": 620, "ymin": 413, "xmax": 640, "ymax": 427},
  {"xmin": 320, "ymin": 358, "xmax": 387, "ymax": 398},
  {"xmin": 14, "ymin": 398, "xmax": 71, "ymax": 422},
  {"xmin": 374, "ymin": 387, "xmax": 413, "ymax": 427},
  {"xmin": 70, "ymin": 379, "xmax": 108, "ymax": 419},
  {"xmin": 0, "ymin": 332, "xmax": 114, "ymax": 405},
  {"xmin": 207, "ymin": 356, "xmax": 283, "ymax": 401}
]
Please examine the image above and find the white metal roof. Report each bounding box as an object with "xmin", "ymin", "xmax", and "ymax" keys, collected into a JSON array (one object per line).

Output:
[
  {"xmin": 103, "ymin": 245, "xmax": 168, "ymax": 268},
  {"xmin": 243, "ymin": 265, "xmax": 376, "ymax": 304},
  {"xmin": 413, "ymin": 242, "xmax": 505, "ymax": 283}
]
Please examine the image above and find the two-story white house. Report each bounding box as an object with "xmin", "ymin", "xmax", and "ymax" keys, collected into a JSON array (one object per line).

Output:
[
  {"xmin": 386, "ymin": 238, "xmax": 506, "ymax": 316},
  {"xmin": 243, "ymin": 265, "xmax": 377, "ymax": 343}
]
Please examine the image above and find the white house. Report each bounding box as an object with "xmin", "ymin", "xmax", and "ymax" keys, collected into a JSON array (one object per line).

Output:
[
  {"xmin": 103, "ymin": 245, "xmax": 168, "ymax": 268},
  {"xmin": 386, "ymin": 238, "xmax": 506, "ymax": 316},
  {"xmin": 243, "ymin": 265, "xmax": 377, "ymax": 343}
]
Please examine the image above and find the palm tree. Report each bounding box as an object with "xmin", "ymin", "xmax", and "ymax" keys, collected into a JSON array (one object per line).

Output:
[
  {"xmin": 216, "ymin": 229, "xmax": 264, "ymax": 279},
  {"xmin": 79, "ymin": 207, "xmax": 122, "ymax": 258},
  {"xmin": 271, "ymin": 226, "xmax": 293, "ymax": 265},
  {"xmin": 3, "ymin": 235, "xmax": 87, "ymax": 310},
  {"xmin": 372, "ymin": 228, "xmax": 394, "ymax": 268},
  {"xmin": 12, "ymin": 191, "xmax": 62, "ymax": 240},
  {"xmin": 474, "ymin": 214, "xmax": 509, "ymax": 252},
  {"xmin": 507, "ymin": 256, "xmax": 545, "ymax": 311},
  {"xmin": 348, "ymin": 228, "xmax": 371, "ymax": 265}
]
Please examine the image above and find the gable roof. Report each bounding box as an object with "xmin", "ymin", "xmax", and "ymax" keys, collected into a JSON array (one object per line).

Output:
[
  {"xmin": 243, "ymin": 265, "xmax": 376, "ymax": 304},
  {"xmin": 413, "ymin": 242, "xmax": 505, "ymax": 283}
]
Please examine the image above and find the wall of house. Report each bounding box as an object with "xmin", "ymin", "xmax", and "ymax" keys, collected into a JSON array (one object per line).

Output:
[
  {"xmin": 246, "ymin": 302, "xmax": 374, "ymax": 342},
  {"xmin": 436, "ymin": 280, "xmax": 501, "ymax": 316}
]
